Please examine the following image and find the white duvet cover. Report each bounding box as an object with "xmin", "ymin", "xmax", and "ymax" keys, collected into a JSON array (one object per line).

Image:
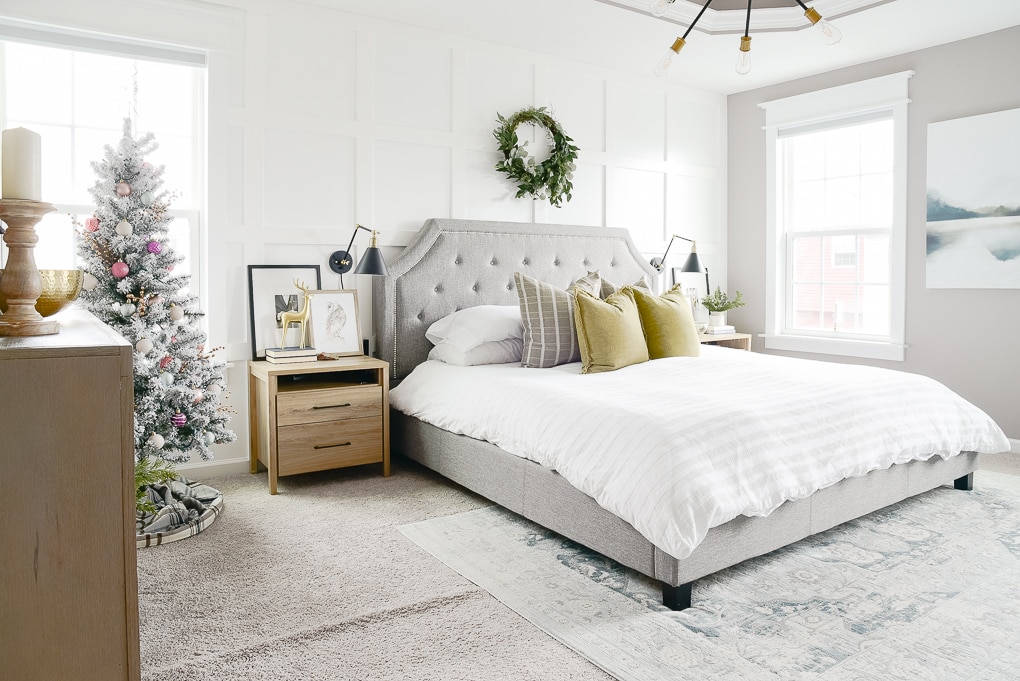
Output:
[{"xmin": 390, "ymin": 346, "xmax": 1010, "ymax": 559}]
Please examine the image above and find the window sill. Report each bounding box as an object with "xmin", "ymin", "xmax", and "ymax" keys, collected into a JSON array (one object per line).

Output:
[{"xmin": 762, "ymin": 334, "xmax": 905, "ymax": 362}]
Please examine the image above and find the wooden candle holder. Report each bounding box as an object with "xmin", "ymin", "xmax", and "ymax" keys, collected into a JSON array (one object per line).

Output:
[{"xmin": 0, "ymin": 199, "xmax": 58, "ymax": 336}]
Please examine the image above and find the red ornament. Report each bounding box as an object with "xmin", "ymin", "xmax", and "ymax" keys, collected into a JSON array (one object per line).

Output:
[
  {"xmin": 147, "ymin": 241, "xmax": 162, "ymax": 254},
  {"xmin": 116, "ymin": 181, "xmax": 131, "ymax": 197},
  {"xmin": 111, "ymin": 261, "xmax": 129, "ymax": 278},
  {"xmin": 171, "ymin": 413, "xmax": 187, "ymax": 427},
  {"xmin": 84, "ymin": 216, "xmax": 100, "ymax": 232},
  {"xmin": 159, "ymin": 356, "xmax": 173, "ymax": 369}
]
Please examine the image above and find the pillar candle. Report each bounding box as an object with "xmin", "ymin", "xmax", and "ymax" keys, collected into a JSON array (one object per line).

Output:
[{"xmin": 1, "ymin": 127, "xmax": 42, "ymax": 201}]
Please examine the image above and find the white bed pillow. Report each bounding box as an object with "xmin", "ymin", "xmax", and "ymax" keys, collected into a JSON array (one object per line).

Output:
[
  {"xmin": 425, "ymin": 305, "xmax": 524, "ymax": 352},
  {"xmin": 428, "ymin": 337, "xmax": 524, "ymax": 366}
]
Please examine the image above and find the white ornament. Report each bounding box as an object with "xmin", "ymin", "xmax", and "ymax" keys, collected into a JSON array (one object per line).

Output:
[
  {"xmin": 141, "ymin": 191, "xmax": 155, "ymax": 206},
  {"xmin": 192, "ymin": 389, "xmax": 204, "ymax": 403},
  {"xmin": 207, "ymin": 384, "xmax": 222, "ymax": 396},
  {"xmin": 120, "ymin": 303, "xmax": 136, "ymax": 316},
  {"xmin": 111, "ymin": 302, "xmax": 122, "ymax": 312},
  {"xmin": 204, "ymin": 432, "xmax": 215, "ymax": 446},
  {"xmin": 115, "ymin": 219, "xmax": 133, "ymax": 236},
  {"xmin": 82, "ymin": 272, "xmax": 98, "ymax": 291},
  {"xmin": 135, "ymin": 338, "xmax": 154, "ymax": 354},
  {"xmin": 159, "ymin": 372, "xmax": 174, "ymax": 387},
  {"xmin": 169, "ymin": 305, "xmax": 185, "ymax": 321},
  {"xmin": 147, "ymin": 433, "xmax": 165, "ymax": 450}
]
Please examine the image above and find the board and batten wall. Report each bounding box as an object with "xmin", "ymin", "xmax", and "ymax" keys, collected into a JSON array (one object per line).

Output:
[
  {"xmin": 0, "ymin": 0, "xmax": 727, "ymax": 472},
  {"xmin": 726, "ymin": 26, "xmax": 1020, "ymax": 443}
]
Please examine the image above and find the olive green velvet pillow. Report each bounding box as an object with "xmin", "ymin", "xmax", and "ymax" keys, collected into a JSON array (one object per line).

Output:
[
  {"xmin": 573, "ymin": 287, "xmax": 649, "ymax": 374},
  {"xmin": 631, "ymin": 284, "xmax": 701, "ymax": 359}
]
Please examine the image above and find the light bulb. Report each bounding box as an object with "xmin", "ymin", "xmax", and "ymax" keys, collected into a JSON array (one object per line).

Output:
[
  {"xmin": 804, "ymin": 7, "xmax": 842, "ymax": 46},
  {"xmin": 653, "ymin": 37, "xmax": 686, "ymax": 78},
  {"xmin": 649, "ymin": 0, "xmax": 671, "ymax": 17},
  {"xmin": 735, "ymin": 35, "xmax": 751, "ymax": 75}
]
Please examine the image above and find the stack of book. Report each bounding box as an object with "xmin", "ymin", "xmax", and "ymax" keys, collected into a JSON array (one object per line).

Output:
[
  {"xmin": 704, "ymin": 325, "xmax": 736, "ymax": 335},
  {"xmin": 265, "ymin": 346, "xmax": 318, "ymax": 364}
]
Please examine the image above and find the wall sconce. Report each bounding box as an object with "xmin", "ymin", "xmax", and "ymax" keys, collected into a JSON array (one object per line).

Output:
[
  {"xmin": 651, "ymin": 233, "xmax": 710, "ymax": 293},
  {"xmin": 329, "ymin": 224, "xmax": 389, "ymax": 287}
]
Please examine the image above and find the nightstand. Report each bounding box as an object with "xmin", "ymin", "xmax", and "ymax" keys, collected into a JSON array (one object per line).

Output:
[
  {"xmin": 248, "ymin": 356, "xmax": 390, "ymax": 494},
  {"xmin": 699, "ymin": 332, "xmax": 752, "ymax": 351}
]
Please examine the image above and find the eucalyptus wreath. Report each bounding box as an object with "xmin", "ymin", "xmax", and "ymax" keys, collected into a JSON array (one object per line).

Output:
[{"xmin": 493, "ymin": 106, "xmax": 579, "ymax": 207}]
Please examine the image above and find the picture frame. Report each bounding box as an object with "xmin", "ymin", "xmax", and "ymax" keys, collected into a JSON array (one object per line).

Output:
[
  {"xmin": 308, "ymin": 289, "xmax": 362, "ymax": 356},
  {"xmin": 247, "ymin": 264, "xmax": 322, "ymax": 361}
]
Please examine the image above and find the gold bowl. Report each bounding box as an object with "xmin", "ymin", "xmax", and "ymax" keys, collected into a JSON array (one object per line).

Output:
[{"xmin": 0, "ymin": 268, "xmax": 84, "ymax": 317}]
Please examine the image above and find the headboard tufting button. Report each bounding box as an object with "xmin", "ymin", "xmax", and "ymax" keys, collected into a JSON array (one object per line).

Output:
[
  {"xmin": 554, "ymin": 259, "xmax": 561, "ymax": 266},
  {"xmin": 490, "ymin": 258, "xmax": 498, "ymax": 266},
  {"xmin": 455, "ymin": 258, "xmax": 462, "ymax": 265},
  {"xmin": 472, "ymin": 284, "xmax": 479, "ymax": 292},
  {"xmin": 417, "ymin": 312, "xmax": 424, "ymax": 320},
  {"xmin": 522, "ymin": 258, "xmax": 530, "ymax": 265},
  {"xmin": 434, "ymin": 285, "xmax": 442, "ymax": 293}
]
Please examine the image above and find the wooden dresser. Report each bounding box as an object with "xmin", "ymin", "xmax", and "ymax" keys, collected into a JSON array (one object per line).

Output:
[
  {"xmin": 0, "ymin": 310, "xmax": 139, "ymax": 681},
  {"xmin": 248, "ymin": 356, "xmax": 390, "ymax": 494}
]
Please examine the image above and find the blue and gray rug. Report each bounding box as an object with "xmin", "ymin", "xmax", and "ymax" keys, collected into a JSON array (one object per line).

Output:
[{"xmin": 400, "ymin": 473, "xmax": 1020, "ymax": 680}]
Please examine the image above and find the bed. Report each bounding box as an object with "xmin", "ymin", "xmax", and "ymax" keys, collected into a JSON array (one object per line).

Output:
[{"xmin": 373, "ymin": 217, "xmax": 1008, "ymax": 610}]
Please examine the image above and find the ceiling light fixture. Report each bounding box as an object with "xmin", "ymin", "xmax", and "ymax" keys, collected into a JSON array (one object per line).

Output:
[{"xmin": 652, "ymin": 0, "xmax": 842, "ymax": 77}]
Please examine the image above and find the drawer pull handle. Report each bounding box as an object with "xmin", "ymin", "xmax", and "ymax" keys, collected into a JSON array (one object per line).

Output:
[
  {"xmin": 314, "ymin": 441, "xmax": 352, "ymax": 450},
  {"xmin": 312, "ymin": 403, "xmax": 351, "ymax": 410}
]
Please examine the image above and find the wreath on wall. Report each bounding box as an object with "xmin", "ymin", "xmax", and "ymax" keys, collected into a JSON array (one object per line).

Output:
[{"xmin": 493, "ymin": 106, "xmax": 579, "ymax": 208}]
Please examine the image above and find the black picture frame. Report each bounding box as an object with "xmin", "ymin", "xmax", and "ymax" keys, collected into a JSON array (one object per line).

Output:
[{"xmin": 247, "ymin": 264, "xmax": 322, "ymax": 361}]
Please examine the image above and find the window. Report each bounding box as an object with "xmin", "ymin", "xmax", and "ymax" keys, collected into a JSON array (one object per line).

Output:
[
  {"xmin": 761, "ymin": 72, "xmax": 912, "ymax": 361},
  {"xmin": 0, "ymin": 33, "xmax": 205, "ymax": 298}
]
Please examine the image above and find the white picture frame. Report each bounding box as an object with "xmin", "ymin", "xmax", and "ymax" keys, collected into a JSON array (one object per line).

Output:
[{"xmin": 308, "ymin": 289, "xmax": 362, "ymax": 356}]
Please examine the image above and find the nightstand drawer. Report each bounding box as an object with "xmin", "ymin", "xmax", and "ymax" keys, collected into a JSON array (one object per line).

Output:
[
  {"xmin": 277, "ymin": 385, "xmax": 381, "ymax": 426},
  {"xmin": 277, "ymin": 416, "xmax": 383, "ymax": 476}
]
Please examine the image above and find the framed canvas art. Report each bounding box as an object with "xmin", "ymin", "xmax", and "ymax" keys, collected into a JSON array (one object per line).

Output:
[
  {"xmin": 247, "ymin": 265, "xmax": 322, "ymax": 360},
  {"xmin": 308, "ymin": 289, "xmax": 362, "ymax": 356}
]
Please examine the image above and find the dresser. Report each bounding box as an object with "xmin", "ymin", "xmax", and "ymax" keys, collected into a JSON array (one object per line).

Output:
[
  {"xmin": 0, "ymin": 310, "xmax": 139, "ymax": 681},
  {"xmin": 248, "ymin": 356, "xmax": 390, "ymax": 494}
]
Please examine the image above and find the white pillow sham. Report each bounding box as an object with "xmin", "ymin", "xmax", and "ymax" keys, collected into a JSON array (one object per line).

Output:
[
  {"xmin": 425, "ymin": 305, "xmax": 524, "ymax": 352},
  {"xmin": 427, "ymin": 337, "xmax": 524, "ymax": 366}
]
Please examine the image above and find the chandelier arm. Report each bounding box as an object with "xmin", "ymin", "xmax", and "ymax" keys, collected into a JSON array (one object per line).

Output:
[{"xmin": 681, "ymin": 0, "xmax": 716, "ymax": 40}]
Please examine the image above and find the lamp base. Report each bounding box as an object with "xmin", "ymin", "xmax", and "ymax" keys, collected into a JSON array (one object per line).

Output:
[{"xmin": 328, "ymin": 250, "xmax": 353, "ymax": 275}]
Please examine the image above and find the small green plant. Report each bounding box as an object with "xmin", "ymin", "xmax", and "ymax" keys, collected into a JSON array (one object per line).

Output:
[
  {"xmin": 701, "ymin": 287, "xmax": 745, "ymax": 313},
  {"xmin": 135, "ymin": 456, "xmax": 178, "ymax": 515}
]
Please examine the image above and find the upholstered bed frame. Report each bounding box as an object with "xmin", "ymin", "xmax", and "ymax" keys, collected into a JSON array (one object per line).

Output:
[{"xmin": 374, "ymin": 218, "xmax": 978, "ymax": 610}]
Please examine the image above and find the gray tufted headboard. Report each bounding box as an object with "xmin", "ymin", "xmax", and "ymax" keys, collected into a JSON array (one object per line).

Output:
[{"xmin": 373, "ymin": 218, "xmax": 657, "ymax": 381}]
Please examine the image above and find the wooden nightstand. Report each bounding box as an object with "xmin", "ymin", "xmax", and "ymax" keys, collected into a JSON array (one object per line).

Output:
[
  {"xmin": 248, "ymin": 356, "xmax": 390, "ymax": 494},
  {"xmin": 699, "ymin": 332, "xmax": 752, "ymax": 351}
]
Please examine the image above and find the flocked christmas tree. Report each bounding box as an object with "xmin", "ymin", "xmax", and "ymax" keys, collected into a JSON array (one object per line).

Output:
[{"xmin": 76, "ymin": 119, "xmax": 235, "ymax": 495}]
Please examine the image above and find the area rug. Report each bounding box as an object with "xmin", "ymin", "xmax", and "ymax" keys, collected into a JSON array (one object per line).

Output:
[{"xmin": 399, "ymin": 475, "xmax": 1020, "ymax": 681}]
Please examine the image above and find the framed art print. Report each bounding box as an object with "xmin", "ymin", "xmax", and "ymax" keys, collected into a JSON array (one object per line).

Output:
[
  {"xmin": 308, "ymin": 289, "xmax": 362, "ymax": 356},
  {"xmin": 247, "ymin": 264, "xmax": 322, "ymax": 360}
]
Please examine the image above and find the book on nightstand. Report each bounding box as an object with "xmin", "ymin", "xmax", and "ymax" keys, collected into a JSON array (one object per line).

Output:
[
  {"xmin": 704, "ymin": 325, "xmax": 736, "ymax": 334},
  {"xmin": 265, "ymin": 346, "xmax": 318, "ymax": 363}
]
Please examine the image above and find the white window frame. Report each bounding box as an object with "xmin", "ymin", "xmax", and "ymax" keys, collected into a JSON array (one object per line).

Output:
[
  {"xmin": 0, "ymin": 24, "xmax": 208, "ymax": 314},
  {"xmin": 760, "ymin": 71, "xmax": 913, "ymax": 362}
]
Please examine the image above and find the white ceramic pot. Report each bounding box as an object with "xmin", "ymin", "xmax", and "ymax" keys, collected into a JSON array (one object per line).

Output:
[{"xmin": 709, "ymin": 311, "xmax": 727, "ymax": 327}]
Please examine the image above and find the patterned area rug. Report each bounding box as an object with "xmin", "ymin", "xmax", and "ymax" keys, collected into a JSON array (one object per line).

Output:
[{"xmin": 400, "ymin": 474, "xmax": 1020, "ymax": 681}]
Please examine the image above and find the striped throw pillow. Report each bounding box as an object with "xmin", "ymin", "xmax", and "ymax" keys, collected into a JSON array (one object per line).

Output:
[{"xmin": 514, "ymin": 271, "xmax": 601, "ymax": 368}]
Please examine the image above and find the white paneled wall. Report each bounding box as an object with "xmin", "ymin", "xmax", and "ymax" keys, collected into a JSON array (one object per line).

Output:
[{"xmin": 2, "ymin": 0, "xmax": 726, "ymax": 472}]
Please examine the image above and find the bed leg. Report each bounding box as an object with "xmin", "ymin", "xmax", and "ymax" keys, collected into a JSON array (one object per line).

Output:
[
  {"xmin": 954, "ymin": 473, "xmax": 974, "ymax": 491},
  {"xmin": 662, "ymin": 582, "xmax": 693, "ymax": 611}
]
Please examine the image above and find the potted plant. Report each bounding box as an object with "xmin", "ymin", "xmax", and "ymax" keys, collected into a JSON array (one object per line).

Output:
[{"xmin": 701, "ymin": 287, "xmax": 744, "ymax": 327}]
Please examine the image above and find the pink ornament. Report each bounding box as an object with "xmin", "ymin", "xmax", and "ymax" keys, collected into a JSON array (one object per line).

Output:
[
  {"xmin": 111, "ymin": 261, "xmax": 129, "ymax": 278},
  {"xmin": 192, "ymin": 389, "xmax": 204, "ymax": 403},
  {"xmin": 116, "ymin": 181, "xmax": 131, "ymax": 197},
  {"xmin": 159, "ymin": 356, "xmax": 173, "ymax": 369},
  {"xmin": 171, "ymin": 413, "xmax": 187, "ymax": 427},
  {"xmin": 84, "ymin": 216, "xmax": 100, "ymax": 232},
  {"xmin": 147, "ymin": 241, "xmax": 162, "ymax": 255}
]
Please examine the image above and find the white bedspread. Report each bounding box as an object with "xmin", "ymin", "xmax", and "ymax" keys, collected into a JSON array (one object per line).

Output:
[{"xmin": 390, "ymin": 346, "xmax": 1010, "ymax": 559}]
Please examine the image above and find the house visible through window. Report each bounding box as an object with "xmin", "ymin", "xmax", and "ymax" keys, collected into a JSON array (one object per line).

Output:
[
  {"xmin": 0, "ymin": 35, "xmax": 205, "ymax": 298},
  {"xmin": 761, "ymin": 72, "xmax": 912, "ymax": 361}
]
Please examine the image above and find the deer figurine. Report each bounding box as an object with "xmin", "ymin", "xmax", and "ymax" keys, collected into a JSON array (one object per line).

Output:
[{"xmin": 279, "ymin": 279, "xmax": 315, "ymax": 349}]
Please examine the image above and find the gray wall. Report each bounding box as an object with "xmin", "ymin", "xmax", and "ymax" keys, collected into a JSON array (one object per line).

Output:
[{"xmin": 726, "ymin": 26, "xmax": 1020, "ymax": 441}]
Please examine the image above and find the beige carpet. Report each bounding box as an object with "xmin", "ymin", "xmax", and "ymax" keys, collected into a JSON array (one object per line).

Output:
[{"xmin": 137, "ymin": 460, "xmax": 613, "ymax": 680}]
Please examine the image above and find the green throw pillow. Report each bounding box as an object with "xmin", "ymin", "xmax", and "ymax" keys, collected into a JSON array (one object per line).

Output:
[
  {"xmin": 631, "ymin": 284, "xmax": 701, "ymax": 359},
  {"xmin": 573, "ymin": 287, "xmax": 649, "ymax": 374}
]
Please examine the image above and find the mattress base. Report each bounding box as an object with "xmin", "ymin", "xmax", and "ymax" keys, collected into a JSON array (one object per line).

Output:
[{"xmin": 393, "ymin": 410, "xmax": 979, "ymax": 588}]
